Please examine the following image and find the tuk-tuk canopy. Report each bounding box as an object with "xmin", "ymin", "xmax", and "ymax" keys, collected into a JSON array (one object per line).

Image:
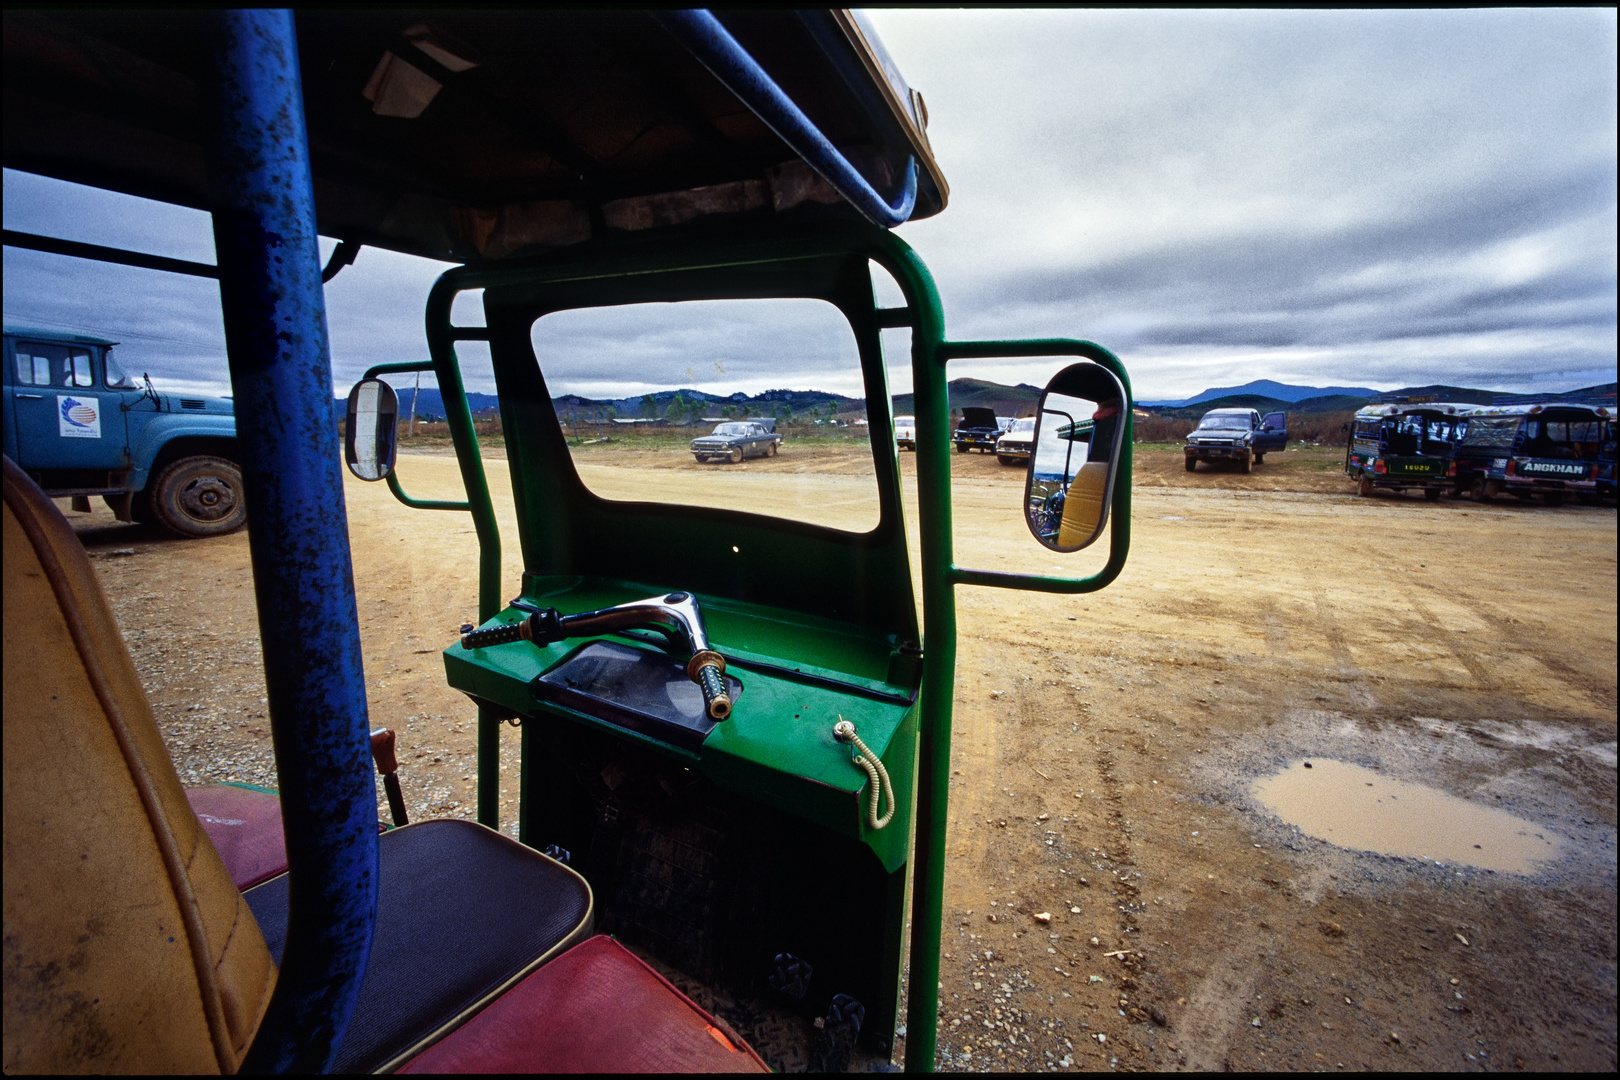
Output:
[
  {"xmin": 1352, "ymin": 402, "xmax": 1472, "ymax": 422},
  {"xmin": 4, "ymin": 9, "xmax": 948, "ymax": 264}
]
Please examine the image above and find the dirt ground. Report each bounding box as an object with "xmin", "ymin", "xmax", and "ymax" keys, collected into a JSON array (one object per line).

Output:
[{"xmin": 66, "ymin": 441, "xmax": 1616, "ymax": 1072}]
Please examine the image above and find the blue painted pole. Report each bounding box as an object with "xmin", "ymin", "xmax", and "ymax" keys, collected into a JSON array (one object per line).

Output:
[
  {"xmin": 198, "ymin": 10, "xmax": 377, "ymax": 1072},
  {"xmin": 654, "ymin": 9, "xmax": 918, "ymax": 227}
]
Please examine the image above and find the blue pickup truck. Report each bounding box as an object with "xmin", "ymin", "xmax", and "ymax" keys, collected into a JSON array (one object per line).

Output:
[
  {"xmin": 1183, "ymin": 407, "xmax": 1288, "ymax": 472},
  {"xmin": 4, "ymin": 326, "xmax": 243, "ymax": 536}
]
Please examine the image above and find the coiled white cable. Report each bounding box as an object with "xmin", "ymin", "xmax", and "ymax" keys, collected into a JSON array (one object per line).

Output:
[{"xmin": 833, "ymin": 716, "xmax": 894, "ymax": 830}]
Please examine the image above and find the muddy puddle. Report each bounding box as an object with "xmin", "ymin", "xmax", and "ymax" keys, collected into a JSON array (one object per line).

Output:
[{"xmin": 1252, "ymin": 758, "xmax": 1562, "ymax": 874}]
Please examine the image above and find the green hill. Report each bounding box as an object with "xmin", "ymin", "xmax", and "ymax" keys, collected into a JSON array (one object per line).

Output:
[{"xmin": 891, "ymin": 378, "xmax": 1043, "ymax": 418}]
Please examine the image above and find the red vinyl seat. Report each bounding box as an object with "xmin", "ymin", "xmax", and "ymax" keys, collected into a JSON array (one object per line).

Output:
[
  {"xmin": 185, "ymin": 784, "xmax": 288, "ymax": 891},
  {"xmin": 398, "ymin": 934, "xmax": 770, "ymax": 1074}
]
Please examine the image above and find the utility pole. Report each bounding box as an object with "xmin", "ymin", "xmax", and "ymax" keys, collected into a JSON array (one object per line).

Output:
[{"xmin": 408, "ymin": 368, "xmax": 420, "ymax": 437}]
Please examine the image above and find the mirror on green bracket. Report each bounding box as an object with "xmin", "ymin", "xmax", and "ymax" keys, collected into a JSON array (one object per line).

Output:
[
  {"xmin": 1025, "ymin": 362, "xmax": 1127, "ymax": 551},
  {"xmin": 345, "ymin": 378, "xmax": 399, "ymax": 481}
]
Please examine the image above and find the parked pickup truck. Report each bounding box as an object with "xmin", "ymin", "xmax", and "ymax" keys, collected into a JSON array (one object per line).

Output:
[
  {"xmin": 1345, "ymin": 403, "xmax": 1468, "ymax": 501},
  {"xmin": 952, "ymin": 406, "xmax": 1007, "ymax": 454},
  {"xmin": 4, "ymin": 326, "xmax": 243, "ymax": 536},
  {"xmin": 1184, "ymin": 407, "xmax": 1287, "ymax": 472}
]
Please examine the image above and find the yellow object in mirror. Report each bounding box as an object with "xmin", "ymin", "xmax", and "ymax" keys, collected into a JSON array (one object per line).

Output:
[
  {"xmin": 1057, "ymin": 462, "xmax": 1109, "ymax": 547},
  {"xmin": 1025, "ymin": 363, "xmax": 1126, "ymax": 552}
]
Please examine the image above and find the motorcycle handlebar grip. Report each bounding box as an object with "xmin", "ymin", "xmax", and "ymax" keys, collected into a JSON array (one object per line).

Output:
[
  {"xmin": 460, "ymin": 608, "xmax": 563, "ymax": 650},
  {"xmin": 689, "ymin": 650, "xmax": 731, "ymax": 720},
  {"xmin": 460, "ymin": 618, "xmax": 528, "ymax": 649}
]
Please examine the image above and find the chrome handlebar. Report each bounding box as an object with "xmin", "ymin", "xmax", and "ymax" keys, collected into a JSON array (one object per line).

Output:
[{"xmin": 459, "ymin": 591, "xmax": 731, "ymax": 720}]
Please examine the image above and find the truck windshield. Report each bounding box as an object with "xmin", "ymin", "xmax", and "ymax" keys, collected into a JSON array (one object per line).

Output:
[
  {"xmin": 1197, "ymin": 413, "xmax": 1249, "ymax": 430},
  {"xmin": 103, "ymin": 347, "xmax": 135, "ymax": 389}
]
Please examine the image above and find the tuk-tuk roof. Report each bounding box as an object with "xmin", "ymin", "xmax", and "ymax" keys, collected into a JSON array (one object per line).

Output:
[
  {"xmin": 1461, "ymin": 403, "xmax": 1611, "ymax": 421},
  {"xmin": 4, "ymin": 10, "xmax": 947, "ymax": 264},
  {"xmin": 1353, "ymin": 402, "xmax": 1473, "ymax": 420}
]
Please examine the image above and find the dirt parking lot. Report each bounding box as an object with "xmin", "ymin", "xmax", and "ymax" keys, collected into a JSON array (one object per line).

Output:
[{"xmin": 68, "ymin": 441, "xmax": 1616, "ymax": 1072}]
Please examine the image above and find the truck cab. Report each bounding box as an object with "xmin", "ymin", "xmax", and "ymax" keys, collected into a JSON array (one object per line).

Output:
[
  {"xmin": 1183, "ymin": 407, "xmax": 1287, "ymax": 472},
  {"xmin": 3, "ymin": 325, "xmax": 242, "ymax": 535},
  {"xmin": 1344, "ymin": 403, "xmax": 1468, "ymax": 500}
]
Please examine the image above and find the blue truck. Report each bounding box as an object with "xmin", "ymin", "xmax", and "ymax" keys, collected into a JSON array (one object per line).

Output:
[
  {"xmin": 1183, "ymin": 407, "xmax": 1288, "ymax": 472},
  {"xmin": 4, "ymin": 326, "xmax": 243, "ymax": 536},
  {"xmin": 1344, "ymin": 402, "xmax": 1469, "ymax": 500}
]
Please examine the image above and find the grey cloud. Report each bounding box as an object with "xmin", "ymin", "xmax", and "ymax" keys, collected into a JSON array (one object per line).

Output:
[{"xmin": 6, "ymin": 11, "xmax": 1615, "ymax": 402}]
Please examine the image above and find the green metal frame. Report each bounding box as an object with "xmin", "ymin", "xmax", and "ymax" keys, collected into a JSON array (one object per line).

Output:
[{"xmin": 372, "ymin": 222, "xmax": 1131, "ymax": 1071}]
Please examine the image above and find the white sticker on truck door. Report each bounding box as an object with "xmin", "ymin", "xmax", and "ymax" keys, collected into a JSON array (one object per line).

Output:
[{"xmin": 57, "ymin": 395, "xmax": 102, "ymax": 438}]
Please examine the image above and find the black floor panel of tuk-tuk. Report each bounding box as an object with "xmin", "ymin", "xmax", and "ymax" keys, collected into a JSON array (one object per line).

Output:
[{"xmin": 521, "ymin": 711, "xmax": 907, "ymax": 1069}]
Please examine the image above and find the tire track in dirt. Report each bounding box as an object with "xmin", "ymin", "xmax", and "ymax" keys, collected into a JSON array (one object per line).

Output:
[
  {"xmin": 1413, "ymin": 581, "xmax": 1616, "ymax": 713},
  {"xmin": 947, "ymin": 640, "xmax": 1002, "ymax": 876},
  {"xmin": 1408, "ymin": 596, "xmax": 1498, "ymax": 690},
  {"xmin": 1259, "ymin": 595, "xmax": 1291, "ymax": 657}
]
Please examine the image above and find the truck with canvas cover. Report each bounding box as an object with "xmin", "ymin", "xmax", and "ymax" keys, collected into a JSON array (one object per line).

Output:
[
  {"xmin": 1344, "ymin": 402, "xmax": 1469, "ymax": 501},
  {"xmin": 3, "ymin": 8, "xmax": 1131, "ymax": 1074}
]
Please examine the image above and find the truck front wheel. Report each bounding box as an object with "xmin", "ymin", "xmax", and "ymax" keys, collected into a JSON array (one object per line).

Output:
[
  {"xmin": 1239, "ymin": 449, "xmax": 1253, "ymax": 474},
  {"xmin": 151, "ymin": 456, "xmax": 247, "ymax": 537},
  {"xmin": 1184, "ymin": 456, "xmax": 1197, "ymax": 472}
]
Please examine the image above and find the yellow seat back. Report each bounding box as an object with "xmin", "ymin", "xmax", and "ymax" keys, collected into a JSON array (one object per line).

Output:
[
  {"xmin": 1057, "ymin": 462, "xmax": 1110, "ymax": 548},
  {"xmin": 3, "ymin": 457, "xmax": 276, "ymax": 1073}
]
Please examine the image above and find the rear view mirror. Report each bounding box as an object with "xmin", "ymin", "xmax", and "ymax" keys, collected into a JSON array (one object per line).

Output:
[
  {"xmin": 345, "ymin": 378, "xmax": 398, "ymax": 481},
  {"xmin": 1025, "ymin": 362, "xmax": 1127, "ymax": 551}
]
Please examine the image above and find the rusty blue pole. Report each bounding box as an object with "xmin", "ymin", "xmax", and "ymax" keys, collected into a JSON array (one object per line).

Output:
[{"xmin": 199, "ymin": 10, "xmax": 377, "ymax": 1072}]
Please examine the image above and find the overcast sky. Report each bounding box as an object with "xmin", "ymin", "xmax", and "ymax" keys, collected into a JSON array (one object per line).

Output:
[{"xmin": 4, "ymin": 8, "xmax": 1615, "ymax": 402}]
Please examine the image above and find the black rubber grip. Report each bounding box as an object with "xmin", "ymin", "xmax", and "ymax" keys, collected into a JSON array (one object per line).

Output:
[
  {"xmin": 382, "ymin": 773, "xmax": 409, "ymax": 827},
  {"xmin": 696, "ymin": 661, "xmax": 731, "ymax": 720},
  {"xmin": 461, "ymin": 617, "xmax": 527, "ymax": 650}
]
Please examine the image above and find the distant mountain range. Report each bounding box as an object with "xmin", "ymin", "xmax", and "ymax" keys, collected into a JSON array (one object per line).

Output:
[
  {"xmin": 1138, "ymin": 380, "xmax": 1380, "ymax": 407},
  {"xmin": 345, "ymin": 380, "xmax": 1045, "ymax": 422},
  {"xmin": 339, "ymin": 378, "xmax": 1615, "ymax": 424},
  {"xmin": 1143, "ymin": 381, "xmax": 1616, "ymax": 416}
]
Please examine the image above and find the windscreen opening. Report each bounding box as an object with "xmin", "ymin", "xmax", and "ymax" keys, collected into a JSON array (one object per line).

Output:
[{"xmin": 529, "ymin": 298, "xmax": 882, "ymax": 533}]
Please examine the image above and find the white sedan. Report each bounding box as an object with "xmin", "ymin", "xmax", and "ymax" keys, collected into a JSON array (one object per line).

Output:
[
  {"xmin": 894, "ymin": 415, "xmax": 917, "ymax": 451},
  {"xmin": 996, "ymin": 417, "xmax": 1037, "ymax": 465}
]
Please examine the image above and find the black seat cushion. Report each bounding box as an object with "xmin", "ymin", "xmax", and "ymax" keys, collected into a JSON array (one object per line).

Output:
[{"xmin": 245, "ymin": 819, "xmax": 592, "ymax": 1073}]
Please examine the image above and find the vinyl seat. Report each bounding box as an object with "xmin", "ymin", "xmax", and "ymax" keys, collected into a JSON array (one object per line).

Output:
[{"xmin": 4, "ymin": 454, "xmax": 767, "ymax": 1073}]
